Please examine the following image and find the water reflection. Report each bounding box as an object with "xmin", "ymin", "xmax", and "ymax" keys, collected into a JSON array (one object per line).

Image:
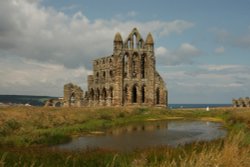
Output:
[
  {"xmin": 55, "ymin": 120, "xmax": 227, "ymax": 151},
  {"xmin": 107, "ymin": 121, "xmax": 168, "ymax": 136}
]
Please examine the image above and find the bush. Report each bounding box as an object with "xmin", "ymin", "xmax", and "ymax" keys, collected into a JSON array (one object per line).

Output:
[{"xmin": 33, "ymin": 132, "xmax": 71, "ymax": 145}]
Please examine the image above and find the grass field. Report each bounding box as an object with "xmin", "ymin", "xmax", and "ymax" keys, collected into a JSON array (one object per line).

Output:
[{"xmin": 0, "ymin": 106, "xmax": 250, "ymax": 166}]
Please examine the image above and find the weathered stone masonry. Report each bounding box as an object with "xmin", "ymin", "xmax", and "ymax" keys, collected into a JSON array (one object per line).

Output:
[
  {"xmin": 232, "ymin": 97, "xmax": 250, "ymax": 107},
  {"xmin": 84, "ymin": 28, "xmax": 168, "ymax": 107},
  {"xmin": 44, "ymin": 28, "xmax": 168, "ymax": 107}
]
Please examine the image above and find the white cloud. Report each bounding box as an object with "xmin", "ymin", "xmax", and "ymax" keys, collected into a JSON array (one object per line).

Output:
[
  {"xmin": 155, "ymin": 46, "xmax": 169, "ymax": 56},
  {"xmin": 0, "ymin": 56, "xmax": 91, "ymax": 96},
  {"xmin": 159, "ymin": 64, "xmax": 250, "ymax": 103},
  {"xmin": 0, "ymin": 0, "xmax": 194, "ymax": 69},
  {"xmin": 156, "ymin": 43, "xmax": 201, "ymax": 65},
  {"xmin": 214, "ymin": 46, "xmax": 225, "ymax": 53},
  {"xmin": 201, "ymin": 64, "xmax": 240, "ymax": 71}
]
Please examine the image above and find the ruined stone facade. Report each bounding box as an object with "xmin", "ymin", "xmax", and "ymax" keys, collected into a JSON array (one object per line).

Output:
[
  {"xmin": 46, "ymin": 28, "xmax": 168, "ymax": 108},
  {"xmin": 232, "ymin": 97, "xmax": 250, "ymax": 107},
  {"xmin": 84, "ymin": 28, "xmax": 168, "ymax": 107},
  {"xmin": 63, "ymin": 83, "xmax": 84, "ymax": 107}
]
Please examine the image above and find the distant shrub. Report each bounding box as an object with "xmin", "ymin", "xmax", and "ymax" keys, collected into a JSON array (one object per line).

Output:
[
  {"xmin": 34, "ymin": 132, "xmax": 71, "ymax": 145},
  {"xmin": 99, "ymin": 113, "xmax": 114, "ymax": 121}
]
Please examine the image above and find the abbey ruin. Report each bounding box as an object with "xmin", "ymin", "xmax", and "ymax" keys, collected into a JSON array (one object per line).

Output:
[
  {"xmin": 45, "ymin": 28, "xmax": 168, "ymax": 107},
  {"xmin": 232, "ymin": 97, "xmax": 250, "ymax": 107}
]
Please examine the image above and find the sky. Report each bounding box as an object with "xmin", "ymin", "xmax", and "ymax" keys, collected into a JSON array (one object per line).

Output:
[{"xmin": 0, "ymin": 0, "xmax": 250, "ymax": 104}]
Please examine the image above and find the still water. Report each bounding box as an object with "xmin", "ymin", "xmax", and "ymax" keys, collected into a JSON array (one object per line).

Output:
[{"xmin": 56, "ymin": 120, "xmax": 227, "ymax": 151}]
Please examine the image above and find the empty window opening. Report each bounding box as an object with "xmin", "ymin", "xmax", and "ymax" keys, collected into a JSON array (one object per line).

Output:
[
  {"xmin": 141, "ymin": 55, "xmax": 145, "ymax": 78},
  {"xmin": 109, "ymin": 70, "xmax": 113, "ymax": 78},
  {"xmin": 123, "ymin": 55, "xmax": 128, "ymax": 78},
  {"xmin": 55, "ymin": 102, "xmax": 61, "ymax": 107},
  {"xmin": 138, "ymin": 40, "xmax": 142, "ymax": 48},
  {"xmin": 109, "ymin": 87, "xmax": 113, "ymax": 100},
  {"xmin": 90, "ymin": 89, "xmax": 94, "ymax": 100},
  {"xmin": 70, "ymin": 93, "xmax": 75, "ymax": 104},
  {"xmin": 96, "ymin": 89, "xmax": 100, "ymax": 101},
  {"xmin": 103, "ymin": 71, "xmax": 106, "ymax": 78},
  {"xmin": 124, "ymin": 85, "xmax": 129, "ymax": 103},
  {"xmin": 132, "ymin": 85, "xmax": 137, "ymax": 103},
  {"xmin": 133, "ymin": 34, "xmax": 137, "ymax": 48},
  {"xmin": 141, "ymin": 85, "xmax": 146, "ymax": 103},
  {"xmin": 128, "ymin": 40, "xmax": 131, "ymax": 49},
  {"xmin": 156, "ymin": 88, "xmax": 160, "ymax": 104},
  {"xmin": 102, "ymin": 88, "xmax": 107, "ymax": 100},
  {"xmin": 132, "ymin": 55, "xmax": 137, "ymax": 78}
]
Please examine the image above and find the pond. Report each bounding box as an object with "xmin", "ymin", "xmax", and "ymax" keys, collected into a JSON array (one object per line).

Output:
[{"xmin": 55, "ymin": 120, "xmax": 227, "ymax": 151}]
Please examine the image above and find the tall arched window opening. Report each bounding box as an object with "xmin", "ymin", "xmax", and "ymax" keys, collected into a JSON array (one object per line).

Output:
[
  {"xmin": 70, "ymin": 92, "xmax": 75, "ymax": 104},
  {"xmin": 96, "ymin": 88, "xmax": 100, "ymax": 101},
  {"xmin": 141, "ymin": 85, "xmax": 146, "ymax": 103},
  {"xmin": 132, "ymin": 85, "xmax": 137, "ymax": 103},
  {"xmin": 138, "ymin": 40, "xmax": 142, "ymax": 48},
  {"xmin": 109, "ymin": 87, "xmax": 113, "ymax": 100},
  {"xmin": 102, "ymin": 88, "xmax": 107, "ymax": 100},
  {"xmin": 156, "ymin": 88, "xmax": 160, "ymax": 104},
  {"xmin": 133, "ymin": 34, "xmax": 137, "ymax": 48},
  {"xmin": 90, "ymin": 88, "xmax": 94, "ymax": 100},
  {"xmin": 128, "ymin": 40, "xmax": 131, "ymax": 49},
  {"xmin": 124, "ymin": 85, "xmax": 129, "ymax": 103},
  {"xmin": 141, "ymin": 55, "xmax": 145, "ymax": 78},
  {"xmin": 132, "ymin": 55, "xmax": 137, "ymax": 78},
  {"xmin": 123, "ymin": 54, "xmax": 128, "ymax": 78}
]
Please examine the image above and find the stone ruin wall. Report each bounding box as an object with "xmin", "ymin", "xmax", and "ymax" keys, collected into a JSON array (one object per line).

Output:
[
  {"xmin": 232, "ymin": 97, "xmax": 250, "ymax": 107},
  {"xmin": 83, "ymin": 28, "xmax": 168, "ymax": 107}
]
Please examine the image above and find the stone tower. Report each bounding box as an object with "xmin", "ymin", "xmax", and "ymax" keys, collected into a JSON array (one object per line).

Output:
[{"xmin": 85, "ymin": 28, "xmax": 168, "ymax": 107}]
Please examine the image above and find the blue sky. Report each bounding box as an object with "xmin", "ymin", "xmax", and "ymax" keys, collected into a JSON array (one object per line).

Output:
[{"xmin": 0, "ymin": 0, "xmax": 250, "ymax": 103}]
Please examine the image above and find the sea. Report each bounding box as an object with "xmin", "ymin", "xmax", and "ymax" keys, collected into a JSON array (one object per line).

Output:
[{"xmin": 168, "ymin": 104, "xmax": 232, "ymax": 109}]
